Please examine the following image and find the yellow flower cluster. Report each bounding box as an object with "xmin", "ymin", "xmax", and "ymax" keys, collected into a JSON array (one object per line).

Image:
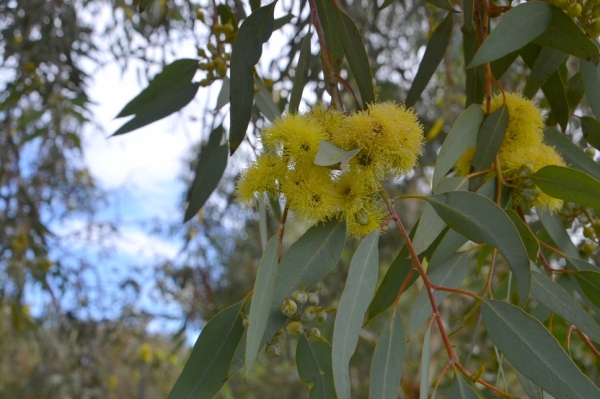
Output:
[
  {"xmin": 236, "ymin": 102, "xmax": 424, "ymax": 237},
  {"xmin": 455, "ymin": 92, "xmax": 565, "ymax": 211}
]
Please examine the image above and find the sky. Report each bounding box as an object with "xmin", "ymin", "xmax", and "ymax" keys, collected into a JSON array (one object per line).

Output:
[{"xmin": 43, "ymin": 2, "xmax": 298, "ymax": 334}]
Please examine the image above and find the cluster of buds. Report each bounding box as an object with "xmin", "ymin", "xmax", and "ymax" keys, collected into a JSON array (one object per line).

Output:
[
  {"xmin": 280, "ymin": 287, "xmax": 330, "ymax": 342},
  {"xmin": 559, "ymin": 203, "xmax": 600, "ymax": 256},
  {"xmin": 550, "ymin": 0, "xmax": 600, "ymax": 37},
  {"xmin": 196, "ymin": 10, "xmax": 237, "ymax": 86}
]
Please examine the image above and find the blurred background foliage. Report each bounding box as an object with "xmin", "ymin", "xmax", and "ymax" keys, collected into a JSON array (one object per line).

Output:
[{"xmin": 2, "ymin": 0, "xmax": 598, "ymax": 397}]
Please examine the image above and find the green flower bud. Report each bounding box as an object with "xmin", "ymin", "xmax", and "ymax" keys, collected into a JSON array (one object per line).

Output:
[
  {"xmin": 586, "ymin": 147, "xmax": 597, "ymax": 157},
  {"xmin": 307, "ymin": 292, "xmax": 319, "ymax": 306},
  {"xmin": 281, "ymin": 298, "xmax": 298, "ymax": 318},
  {"xmin": 307, "ymin": 327, "xmax": 322, "ymax": 341},
  {"xmin": 520, "ymin": 187, "xmax": 540, "ymax": 202},
  {"xmin": 584, "ymin": 226, "xmax": 595, "ymax": 239},
  {"xmin": 317, "ymin": 308, "xmax": 327, "ymax": 323},
  {"xmin": 567, "ymin": 3, "xmax": 583, "ymax": 16},
  {"xmin": 579, "ymin": 213, "xmax": 590, "ymax": 224},
  {"xmin": 287, "ymin": 320, "xmax": 304, "ymax": 335},
  {"xmin": 292, "ymin": 289, "xmax": 308, "ymax": 305},
  {"xmin": 266, "ymin": 343, "xmax": 280, "ymax": 358},
  {"xmin": 579, "ymin": 241, "xmax": 597, "ymax": 256},
  {"xmin": 552, "ymin": 0, "xmax": 569, "ymax": 9},
  {"xmin": 302, "ymin": 306, "xmax": 319, "ymax": 322}
]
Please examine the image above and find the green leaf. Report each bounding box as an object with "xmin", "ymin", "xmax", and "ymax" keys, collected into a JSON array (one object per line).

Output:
[
  {"xmin": 515, "ymin": 368, "xmax": 543, "ymax": 399},
  {"xmin": 463, "ymin": 30, "xmax": 485, "ymax": 106},
  {"xmin": 426, "ymin": 191, "xmax": 530, "ymax": 305},
  {"xmin": 218, "ymin": 4, "xmax": 239, "ymax": 31},
  {"xmin": 523, "ymin": 48, "xmax": 568, "ymax": 98},
  {"xmin": 481, "ymin": 299, "xmax": 600, "ymax": 398},
  {"xmin": 314, "ymin": 0, "xmax": 344, "ymax": 73},
  {"xmin": 296, "ymin": 335, "xmax": 337, "ymax": 399},
  {"xmin": 541, "ymin": 67, "xmax": 569, "ymax": 131},
  {"xmin": 314, "ymin": 141, "xmax": 361, "ymax": 169},
  {"xmin": 369, "ymin": 308, "xmax": 404, "ymax": 399},
  {"xmin": 428, "ymin": 228, "xmax": 468, "ymax": 270},
  {"xmin": 581, "ymin": 58, "xmax": 600, "ymax": 122},
  {"xmin": 367, "ymin": 224, "xmax": 446, "ymax": 323},
  {"xmin": 531, "ymin": 165, "xmax": 600, "ymax": 209},
  {"xmin": 490, "ymin": 49, "xmax": 521, "ymax": 79},
  {"xmin": 405, "ymin": 12, "xmax": 454, "ymax": 107},
  {"xmin": 339, "ymin": 11, "xmax": 375, "ymax": 108},
  {"xmin": 333, "ymin": 230, "xmax": 380, "ymax": 399},
  {"xmin": 544, "ymin": 127, "xmax": 600, "ymax": 181},
  {"xmin": 229, "ymin": 2, "xmax": 276, "ymax": 154},
  {"xmin": 184, "ymin": 126, "xmax": 228, "ymax": 222},
  {"xmin": 113, "ymin": 58, "xmax": 200, "ymax": 136},
  {"xmin": 425, "ymin": 0, "xmax": 456, "ymax": 12},
  {"xmin": 463, "ymin": 0, "xmax": 474, "ymax": 32},
  {"xmin": 566, "ymin": 72, "xmax": 586, "ymax": 111},
  {"xmin": 538, "ymin": 208, "xmax": 580, "ymax": 259},
  {"xmin": 410, "ymin": 252, "xmax": 468, "ymax": 335},
  {"xmin": 215, "ymin": 76, "xmax": 230, "ymax": 111},
  {"xmin": 532, "ymin": 8, "xmax": 600, "ymax": 64},
  {"xmin": 449, "ymin": 373, "xmax": 480, "ymax": 399},
  {"xmin": 573, "ymin": 271, "xmax": 600, "ymax": 309},
  {"xmin": 273, "ymin": 14, "xmax": 294, "ymax": 31},
  {"xmin": 261, "ymin": 220, "xmax": 346, "ymax": 351},
  {"xmin": 531, "ymin": 271, "xmax": 600, "ymax": 343},
  {"xmin": 433, "ymin": 105, "xmax": 485, "ymax": 188},
  {"xmin": 167, "ymin": 300, "xmax": 245, "ymax": 399},
  {"xmin": 113, "ymin": 82, "xmax": 200, "ymax": 136},
  {"xmin": 289, "ymin": 29, "xmax": 313, "ymax": 114},
  {"xmin": 116, "ymin": 58, "xmax": 198, "ymax": 118},
  {"xmin": 245, "ymin": 237, "xmax": 279, "ymax": 375},
  {"xmin": 506, "ymin": 210, "xmax": 539, "ymax": 261},
  {"xmin": 419, "ymin": 325, "xmax": 432, "ymax": 399},
  {"xmin": 469, "ymin": 2, "xmax": 553, "ymax": 67},
  {"xmin": 414, "ymin": 178, "xmax": 466, "ymax": 255},
  {"xmin": 469, "ymin": 104, "xmax": 508, "ymax": 191},
  {"xmin": 254, "ymin": 77, "xmax": 281, "ymax": 122},
  {"xmin": 580, "ymin": 116, "xmax": 600, "ymax": 150}
]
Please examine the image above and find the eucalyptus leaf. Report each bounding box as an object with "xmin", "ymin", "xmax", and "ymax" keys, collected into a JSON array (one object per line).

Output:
[
  {"xmin": 481, "ymin": 300, "xmax": 600, "ymax": 398},
  {"xmin": 449, "ymin": 373, "xmax": 480, "ymax": 399},
  {"xmin": 544, "ymin": 127, "xmax": 600, "ymax": 181},
  {"xmin": 426, "ymin": 191, "xmax": 530, "ymax": 305},
  {"xmin": 405, "ymin": 12, "xmax": 454, "ymax": 107},
  {"xmin": 333, "ymin": 230, "xmax": 379, "ymax": 399},
  {"xmin": 369, "ymin": 308, "xmax": 404, "ymax": 399},
  {"xmin": 167, "ymin": 300, "xmax": 245, "ymax": 399},
  {"xmin": 245, "ymin": 237, "xmax": 279, "ymax": 375},
  {"xmin": 469, "ymin": 2, "xmax": 553, "ymax": 67},
  {"xmin": 296, "ymin": 335, "xmax": 337, "ymax": 399},
  {"xmin": 531, "ymin": 165, "xmax": 600, "ymax": 210},
  {"xmin": 184, "ymin": 126, "xmax": 228, "ymax": 222},
  {"xmin": 229, "ymin": 2, "xmax": 276, "ymax": 154}
]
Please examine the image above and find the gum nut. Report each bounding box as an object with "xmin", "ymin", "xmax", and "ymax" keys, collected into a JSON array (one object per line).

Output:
[
  {"xmin": 317, "ymin": 309, "xmax": 327, "ymax": 323},
  {"xmin": 287, "ymin": 321, "xmax": 304, "ymax": 335},
  {"xmin": 266, "ymin": 343, "xmax": 280, "ymax": 358},
  {"xmin": 292, "ymin": 290, "xmax": 308, "ymax": 305},
  {"xmin": 307, "ymin": 327, "xmax": 322, "ymax": 341},
  {"xmin": 302, "ymin": 306, "xmax": 319, "ymax": 322},
  {"xmin": 307, "ymin": 292, "xmax": 319, "ymax": 306}
]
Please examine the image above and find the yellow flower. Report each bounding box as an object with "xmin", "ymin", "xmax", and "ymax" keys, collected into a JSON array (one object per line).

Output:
[
  {"xmin": 335, "ymin": 170, "xmax": 379, "ymax": 213},
  {"xmin": 488, "ymin": 92, "xmax": 545, "ymax": 157},
  {"xmin": 280, "ymin": 165, "xmax": 338, "ymax": 224},
  {"xmin": 261, "ymin": 114, "xmax": 327, "ymax": 165},
  {"xmin": 454, "ymin": 146, "xmax": 477, "ymax": 176},
  {"xmin": 345, "ymin": 200, "xmax": 386, "ymax": 238},
  {"xmin": 307, "ymin": 102, "xmax": 344, "ymax": 141},
  {"xmin": 235, "ymin": 153, "xmax": 288, "ymax": 207},
  {"xmin": 138, "ymin": 343, "xmax": 153, "ymax": 363}
]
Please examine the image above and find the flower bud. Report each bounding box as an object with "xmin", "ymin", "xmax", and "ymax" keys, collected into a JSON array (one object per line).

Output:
[
  {"xmin": 302, "ymin": 306, "xmax": 319, "ymax": 322},
  {"xmin": 287, "ymin": 320, "xmax": 304, "ymax": 335},
  {"xmin": 355, "ymin": 208, "xmax": 370, "ymax": 226},
  {"xmin": 307, "ymin": 327, "xmax": 322, "ymax": 341},
  {"xmin": 281, "ymin": 298, "xmax": 298, "ymax": 318},
  {"xmin": 584, "ymin": 226, "xmax": 595, "ymax": 239},
  {"xmin": 567, "ymin": 3, "xmax": 583, "ymax": 16},
  {"xmin": 292, "ymin": 289, "xmax": 308, "ymax": 305},
  {"xmin": 579, "ymin": 241, "xmax": 597, "ymax": 256},
  {"xmin": 552, "ymin": 0, "xmax": 569, "ymax": 9},
  {"xmin": 586, "ymin": 147, "xmax": 597, "ymax": 157},
  {"xmin": 317, "ymin": 308, "xmax": 328, "ymax": 323},
  {"xmin": 266, "ymin": 343, "xmax": 280, "ymax": 358},
  {"xmin": 307, "ymin": 292, "xmax": 319, "ymax": 306},
  {"xmin": 593, "ymin": 220, "xmax": 600, "ymax": 236}
]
